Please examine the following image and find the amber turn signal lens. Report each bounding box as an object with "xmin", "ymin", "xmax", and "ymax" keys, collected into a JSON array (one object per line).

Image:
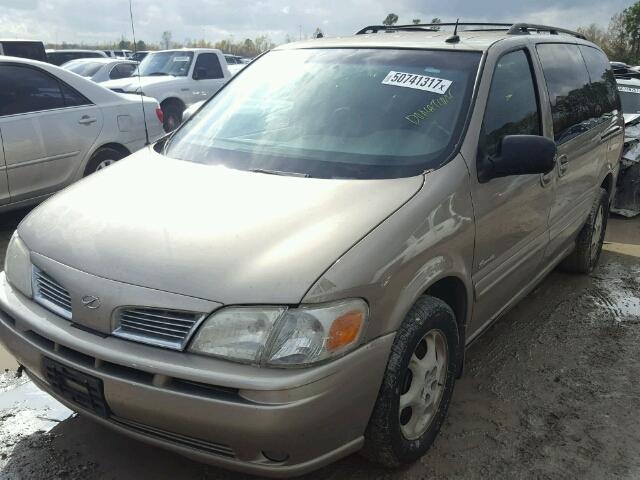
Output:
[{"xmin": 327, "ymin": 311, "xmax": 364, "ymax": 352}]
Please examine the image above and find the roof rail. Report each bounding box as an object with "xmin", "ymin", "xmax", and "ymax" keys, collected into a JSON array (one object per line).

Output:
[
  {"xmin": 356, "ymin": 22, "xmax": 586, "ymax": 40},
  {"xmin": 507, "ymin": 23, "xmax": 586, "ymax": 40},
  {"xmin": 356, "ymin": 23, "xmax": 512, "ymax": 35}
]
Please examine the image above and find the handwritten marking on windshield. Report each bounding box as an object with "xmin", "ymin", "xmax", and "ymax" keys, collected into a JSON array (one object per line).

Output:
[{"xmin": 405, "ymin": 91, "xmax": 455, "ymax": 126}]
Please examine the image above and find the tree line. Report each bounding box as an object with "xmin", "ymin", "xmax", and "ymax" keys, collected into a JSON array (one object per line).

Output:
[
  {"xmin": 576, "ymin": 1, "xmax": 640, "ymax": 64},
  {"xmin": 45, "ymin": 33, "xmax": 277, "ymax": 59}
]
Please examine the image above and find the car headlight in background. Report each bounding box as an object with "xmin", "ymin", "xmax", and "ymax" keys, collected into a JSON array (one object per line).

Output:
[
  {"xmin": 188, "ymin": 299, "xmax": 368, "ymax": 367},
  {"xmin": 4, "ymin": 232, "xmax": 32, "ymax": 298}
]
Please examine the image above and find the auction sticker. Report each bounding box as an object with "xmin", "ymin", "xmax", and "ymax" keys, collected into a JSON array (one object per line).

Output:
[{"xmin": 382, "ymin": 71, "xmax": 452, "ymax": 94}]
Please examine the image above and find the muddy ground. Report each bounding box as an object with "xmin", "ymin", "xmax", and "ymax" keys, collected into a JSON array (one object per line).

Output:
[{"xmin": 0, "ymin": 208, "xmax": 639, "ymax": 480}]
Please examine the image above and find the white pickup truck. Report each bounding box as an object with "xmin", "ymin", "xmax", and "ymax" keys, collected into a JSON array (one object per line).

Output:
[{"xmin": 102, "ymin": 48, "xmax": 234, "ymax": 131}]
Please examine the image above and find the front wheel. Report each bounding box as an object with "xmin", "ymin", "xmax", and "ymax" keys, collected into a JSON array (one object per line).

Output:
[
  {"xmin": 561, "ymin": 188, "xmax": 609, "ymax": 274},
  {"xmin": 362, "ymin": 296, "xmax": 459, "ymax": 467}
]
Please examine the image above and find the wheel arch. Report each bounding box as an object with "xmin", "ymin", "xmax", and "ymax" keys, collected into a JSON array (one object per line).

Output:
[
  {"xmin": 422, "ymin": 274, "xmax": 471, "ymax": 377},
  {"xmin": 82, "ymin": 142, "xmax": 131, "ymax": 176},
  {"xmin": 600, "ymin": 172, "xmax": 614, "ymax": 202},
  {"xmin": 160, "ymin": 96, "xmax": 186, "ymax": 111}
]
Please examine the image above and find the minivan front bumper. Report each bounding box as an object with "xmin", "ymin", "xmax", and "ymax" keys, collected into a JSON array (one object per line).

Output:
[{"xmin": 0, "ymin": 272, "xmax": 394, "ymax": 477}]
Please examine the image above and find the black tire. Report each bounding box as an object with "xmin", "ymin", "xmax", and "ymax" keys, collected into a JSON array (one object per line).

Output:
[
  {"xmin": 162, "ymin": 100, "xmax": 184, "ymax": 132},
  {"xmin": 84, "ymin": 147, "xmax": 125, "ymax": 176},
  {"xmin": 560, "ymin": 188, "xmax": 609, "ymax": 274},
  {"xmin": 362, "ymin": 296, "xmax": 459, "ymax": 468}
]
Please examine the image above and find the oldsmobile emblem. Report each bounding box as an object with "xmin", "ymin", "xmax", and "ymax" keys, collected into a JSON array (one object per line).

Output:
[{"xmin": 81, "ymin": 295, "xmax": 101, "ymax": 309}]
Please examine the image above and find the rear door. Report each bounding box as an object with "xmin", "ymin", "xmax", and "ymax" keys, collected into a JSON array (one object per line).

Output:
[
  {"xmin": 0, "ymin": 63, "xmax": 103, "ymax": 203},
  {"xmin": 191, "ymin": 53, "xmax": 227, "ymax": 102},
  {"xmin": 535, "ymin": 43, "xmax": 602, "ymax": 258}
]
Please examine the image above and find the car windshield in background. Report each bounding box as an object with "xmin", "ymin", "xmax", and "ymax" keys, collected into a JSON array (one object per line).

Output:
[
  {"xmin": 65, "ymin": 61, "xmax": 103, "ymax": 77},
  {"xmin": 136, "ymin": 51, "xmax": 194, "ymax": 77},
  {"xmin": 619, "ymin": 84, "xmax": 640, "ymax": 114},
  {"xmin": 164, "ymin": 48, "xmax": 481, "ymax": 179}
]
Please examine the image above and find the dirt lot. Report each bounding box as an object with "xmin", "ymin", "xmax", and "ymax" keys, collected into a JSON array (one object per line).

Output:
[{"xmin": 0, "ymin": 208, "xmax": 639, "ymax": 480}]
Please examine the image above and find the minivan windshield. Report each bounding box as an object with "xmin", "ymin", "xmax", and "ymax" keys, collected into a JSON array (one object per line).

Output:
[
  {"xmin": 164, "ymin": 48, "xmax": 481, "ymax": 179},
  {"xmin": 619, "ymin": 84, "xmax": 640, "ymax": 114},
  {"xmin": 136, "ymin": 51, "xmax": 194, "ymax": 77}
]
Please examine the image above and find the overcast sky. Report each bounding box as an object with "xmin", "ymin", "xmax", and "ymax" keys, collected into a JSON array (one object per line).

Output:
[{"xmin": 0, "ymin": 0, "xmax": 635, "ymax": 45}]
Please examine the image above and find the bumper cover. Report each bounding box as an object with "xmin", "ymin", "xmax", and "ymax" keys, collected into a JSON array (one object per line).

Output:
[{"xmin": 0, "ymin": 272, "xmax": 393, "ymax": 477}]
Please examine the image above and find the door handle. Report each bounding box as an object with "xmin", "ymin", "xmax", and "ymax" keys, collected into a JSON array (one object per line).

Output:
[
  {"xmin": 540, "ymin": 171, "xmax": 553, "ymax": 187},
  {"xmin": 78, "ymin": 115, "xmax": 97, "ymax": 125},
  {"xmin": 557, "ymin": 155, "xmax": 569, "ymax": 177}
]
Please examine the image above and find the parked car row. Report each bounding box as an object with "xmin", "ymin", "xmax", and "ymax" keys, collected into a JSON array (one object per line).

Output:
[
  {"xmin": 0, "ymin": 55, "xmax": 164, "ymax": 213},
  {"xmin": 0, "ymin": 22, "xmax": 625, "ymax": 477}
]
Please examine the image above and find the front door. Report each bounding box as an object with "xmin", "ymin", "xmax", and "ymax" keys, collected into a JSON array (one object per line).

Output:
[
  {"xmin": 469, "ymin": 48, "xmax": 554, "ymax": 338},
  {"xmin": 0, "ymin": 63, "xmax": 102, "ymax": 203},
  {"xmin": 191, "ymin": 53, "xmax": 227, "ymax": 102}
]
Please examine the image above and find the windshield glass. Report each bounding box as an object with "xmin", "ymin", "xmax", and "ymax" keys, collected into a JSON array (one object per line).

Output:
[
  {"xmin": 164, "ymin": 48, "xmax": 481, "ymax": 179},
  {"xmin": 619, "ymin": 84, "xmax": 640, "ymax": 114},
  {"xmin": 136, "ymin": 51, "xmax": 193, "ymax": 77},
  {"xmin": 65, "ymin": 61, "xmax": 103, "ymax": 77}
]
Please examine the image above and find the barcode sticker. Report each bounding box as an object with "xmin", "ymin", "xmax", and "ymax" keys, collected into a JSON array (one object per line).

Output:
[{"xmin": 382, "ymin": 71, "xmax": 452, "ymax": 94}]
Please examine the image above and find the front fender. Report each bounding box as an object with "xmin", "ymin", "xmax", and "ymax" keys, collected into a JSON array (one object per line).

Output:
[{"xmin": 302, "ymin": 155, "xmax": 475, "ymax": 342}]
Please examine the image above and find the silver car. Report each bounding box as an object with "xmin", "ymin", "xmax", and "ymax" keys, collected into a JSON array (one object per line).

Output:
[
  {"xmin": 0, "ymin": 22, "xmax": 623, "ymax": 477},
  {"xmin": 62, "ymin": 58, "xmax": 138, "ymax": 83}
]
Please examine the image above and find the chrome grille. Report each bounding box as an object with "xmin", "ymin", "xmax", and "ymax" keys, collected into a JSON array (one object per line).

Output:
[
  {"xmin": 32, "ymin": 267, "xmax": 72, "ymax": 320},
  {"xmin": 113, "ymin": 307, "xmax": 205, "ymax": 350}
]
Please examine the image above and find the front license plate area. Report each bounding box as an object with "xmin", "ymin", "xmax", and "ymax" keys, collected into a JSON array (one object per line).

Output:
[{"xmin": 42, "ymin": 357, "xmax": 110, "ymax": 418}]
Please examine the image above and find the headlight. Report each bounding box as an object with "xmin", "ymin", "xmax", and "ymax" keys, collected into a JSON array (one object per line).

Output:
[
  {"xmin": 4, "ymin": 232, "xmax": 32, "ymax": 297},
  {"xmin": 188, "ymin": 299, "xmax": 368, "ymax": 367}
]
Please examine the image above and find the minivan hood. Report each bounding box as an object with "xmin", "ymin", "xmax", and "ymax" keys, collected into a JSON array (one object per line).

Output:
[
  {"xmin": 18, "ymin": 150, "xmax": 423, "ymax": 304},
  {"xmin": 102, "ymin": 75, "xmax": 178, "ymax": 92}
]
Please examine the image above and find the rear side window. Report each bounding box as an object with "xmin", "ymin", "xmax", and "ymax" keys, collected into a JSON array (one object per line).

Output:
[
  {"xmin": 110, "ymin": 63, "xmax": 136, "ymax": 79},
  {"xmin": 480, "ymin": 49, "xmax": 541, "ymax": 160},
  {"xmin": 536, "ymin": 43, "xmax": 592, "ymax": 144},
  {"xmin": 0, "ymin": 65, "xmax": 64, "ymax": 115},
  {"xmin": 59, "ymin": 82, "xmax": 90, "ymax": 107},
  {"xmin": 579, "ymin": 45, "xmax": 620, "ymax": 114},
  {"xmin": 193, "ymin": 53, "xmax": 224, "ymax": 79}
]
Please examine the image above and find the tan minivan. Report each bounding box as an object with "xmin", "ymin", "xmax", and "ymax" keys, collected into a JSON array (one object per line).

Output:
[{"xmin": 0, "ymin": 22, "xmax": 623, "ymax": 477}]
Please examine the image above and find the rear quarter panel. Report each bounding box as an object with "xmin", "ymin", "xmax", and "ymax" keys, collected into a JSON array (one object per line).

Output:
[{"xmin": 302, "ymin": 155, "xmax": 475, "ymax": 341}]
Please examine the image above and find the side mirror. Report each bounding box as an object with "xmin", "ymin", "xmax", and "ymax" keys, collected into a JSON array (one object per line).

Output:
[{"xmin": 479, "ymin": 135, "xmax": 556, "ymax": 183}]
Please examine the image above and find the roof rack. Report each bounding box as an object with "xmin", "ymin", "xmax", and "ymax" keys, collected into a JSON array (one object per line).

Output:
[{"xmin": 356, "ymin": 22, "xmax": 586, "ymax": 40}]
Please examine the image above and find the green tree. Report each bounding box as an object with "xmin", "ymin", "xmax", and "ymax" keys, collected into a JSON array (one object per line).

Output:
[
  {"xmin": 314, "ymin": 27, "xmax": 324, "ymax": 38},
  {"xmin": 431, "ymin": 17, "xmax": 442, "ymax": 30},
  {"xmin": 623, "ymin": 2, "xmax": 640, "ymax": 59},
  {"xmin": 412, "ymin": 18, "xmax": 421, "ymax": 25},
  {"xmin": 136, "ymin": 40, "xmax": 147, "ymax": 51},
  {"xmin": 382, "ymin": 13, "xmax": 399, "ymax": 26}
]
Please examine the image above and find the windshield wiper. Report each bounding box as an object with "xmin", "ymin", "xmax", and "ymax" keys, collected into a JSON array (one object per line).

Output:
[
  {"xmin": 147, "ymin": 72, "xmax": 170, "ymax": 76},
  {"xmin": 250, "ymin": 168, "xmax": 310, "ymax": 178}
]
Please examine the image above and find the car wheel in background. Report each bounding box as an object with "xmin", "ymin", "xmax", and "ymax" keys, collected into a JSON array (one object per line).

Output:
[
  {"xmin": 162, "ymin": 100, "xmax": 184, "ymax": 132},
  {"xmin": 561, "ymin": 188, "xmax": 609, "ymax": 274},
  {"xmin": 84, "ymin": 147, "xmax": 126, "ymax": 176},
  {"xmin": 362, "ymin": 296, "xmax": 459, "ymax": 467}
]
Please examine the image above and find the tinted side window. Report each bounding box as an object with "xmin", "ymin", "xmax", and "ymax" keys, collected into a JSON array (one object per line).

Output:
[
  {"xmin": 2, "ymin": 42, "xmax": 47, "ymax": 62},
  {"xmin": 0, "ymin": 65, "xmax": 64, "ymax": 116},
  {"xmin": 110, "ymin": 63, "xmax": 136, "ymax": 79},
  {"xmin": 60, "ymin": 82, "xmax": 90, "ymax": 107},
  {"xmin": 579, "ymin": 45, "xmax": 620, "ymax": 114},
  {"xmin": 480, "ymin": 49, "xmax": 541, "ymax": 159},
  {"xmin": 194, "ymin": 53, "xmax": 224, "ymax": 79},
  {"xmin": 536, "ymin": 44, "xmax": 593, "ymax": 144}
]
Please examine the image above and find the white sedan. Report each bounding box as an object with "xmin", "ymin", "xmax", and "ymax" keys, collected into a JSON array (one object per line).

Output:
[
  {"xmin": 62, "ymin": 58, "xmax": 138, "ymax": 83},
  {"xmin": 0, "ymin": 56, "xmax": 165, "ymax": 213}
]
